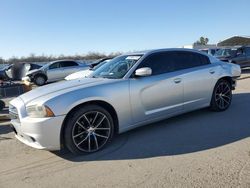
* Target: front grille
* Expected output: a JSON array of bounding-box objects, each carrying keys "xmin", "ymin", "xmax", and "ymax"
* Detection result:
[{"xmin": 9, "ymin": 105, "xmax": 20, "ymax": 121}]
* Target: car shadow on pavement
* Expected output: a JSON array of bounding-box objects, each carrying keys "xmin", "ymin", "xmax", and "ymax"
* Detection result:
[
  {"xmin": 54, "ymin": 92, "xmax": 250, "ymax": 162},
  {"xmin": 0, "ymin": 121, "xmax": 12, "ymax": 135}
]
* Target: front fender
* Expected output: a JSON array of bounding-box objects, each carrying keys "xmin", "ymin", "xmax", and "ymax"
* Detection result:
[{"xmin": 44, "ymin": 80, "xmax": 132, "ymax": 129}]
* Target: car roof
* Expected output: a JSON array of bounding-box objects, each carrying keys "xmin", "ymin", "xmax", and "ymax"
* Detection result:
[
  {"xmin": 49, "ymin": 59, "xmax": 79, "ymax": 64},
  {"xmin": 124, "ymin": 48, "xmax": 208, "ymax": 57}
]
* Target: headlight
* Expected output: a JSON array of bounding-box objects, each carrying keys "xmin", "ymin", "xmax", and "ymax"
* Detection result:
[{"xmin": 26, "ymin": 104, "xmax": 55, "ymax": 118}]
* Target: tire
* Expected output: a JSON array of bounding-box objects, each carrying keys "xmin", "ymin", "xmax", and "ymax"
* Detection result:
[
  {"xmin": 0, "ymin": 100, "xmax": 5, "ymax": 111},
  {"xmin": 34, "ymin": 75, "xmax": 46, "ymax": 86},
  {"xmin": 64, "ymin": 105, "xmax": 114, "ymax": 154},
  {"xmin": 210, "ymin": 79, "xmax": 232, "ymax": 111}
]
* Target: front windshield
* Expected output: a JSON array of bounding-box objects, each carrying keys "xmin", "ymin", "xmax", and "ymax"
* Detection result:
[
  {"xmin": 90, "ymin": 55, "xmax": 142, "ymax": 79},
  {"xmin": 92, "ymin": 60, "xmax": 111, "ymax": 71},
  {"xmin": 215, "ymin": 49, "xmax": 236, "ymax": 57}
]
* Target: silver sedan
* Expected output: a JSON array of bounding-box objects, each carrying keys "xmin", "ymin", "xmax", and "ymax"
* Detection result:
[{"xmin": 9, "ymin": 49, "xmax": 241, "ymax": 154}]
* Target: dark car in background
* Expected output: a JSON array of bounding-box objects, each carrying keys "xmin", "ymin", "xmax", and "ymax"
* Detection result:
[
  {"xmin": 200, "ymin": 48, "xmax": 219, "ymax": 56},
  {"xmin": 214, "ymin": 48, "xmax": 237, "ymax": 60},
  {"xmin": 215, "ymin": 46, "xmax": 250, "ymax": 68}
]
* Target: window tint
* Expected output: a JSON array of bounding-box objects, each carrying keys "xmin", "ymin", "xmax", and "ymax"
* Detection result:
[
  {"xmin": 137, "ymin": 51, "xmax": 210, "ymax": 76},
  {"xmin": 199, "ymin": 53, "xmax": 210, "ymax": 65},
  {"xmin": 237, "ymin": 48, "xmax": 244, "ymax": 55},
  {"xmin": 210, "ymin": 49, "xmax": 216, "ymax": 55},
  {"xmin": 245, "ymin": 47, "xmax": 250, "ymax": 55},
  {"xmin": 174, "ymin": 52, "xmax": 210, "ymax": 70},
  {"xmin": 49, "ymin": 62, "xmax": 60, "ymax": 69},
  {"xmin": 60, "ymin": 61, "xmax": 78, "ymax": 67},
  {"xmin": 137, "ymin": 52, "xmax": 176, "ymax": 75}
]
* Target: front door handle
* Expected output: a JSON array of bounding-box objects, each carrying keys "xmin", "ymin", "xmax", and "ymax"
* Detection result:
[
  {"xmin": 174, "ymin": 78, "xmax": 182, "ymax": 84},
  {"xmin": 209, "ymin": 69, "xmax": 215, "ymax": 74}
]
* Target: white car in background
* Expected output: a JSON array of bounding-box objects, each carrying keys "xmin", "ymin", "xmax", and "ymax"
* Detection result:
[
  {"xmin": 23, "ymin": 60, "xmax": 89, "ymax": 86},
  {"xmin": 65, "ymin": 58, "xmax": 112, "ymax": 80}
]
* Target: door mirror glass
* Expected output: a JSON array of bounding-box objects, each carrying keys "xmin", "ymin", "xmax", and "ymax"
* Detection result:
[{"xmin": 135, "ymin": 67, "xmax": 152, "ymax": 77}]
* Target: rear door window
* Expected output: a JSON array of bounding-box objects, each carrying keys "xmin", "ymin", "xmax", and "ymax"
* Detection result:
[
  {"xmin": 60, "ymin": 61, "xmax": 78, "ymax": 67},
  {"xmin": 174, "ymin": 51, "xmax": 210, "ymax": 71}
]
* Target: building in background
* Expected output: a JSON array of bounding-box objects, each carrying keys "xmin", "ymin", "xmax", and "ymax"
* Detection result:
[
  {"xmin": 182, "ymin": 36, "xmax": 250, "ymax": 50},
  {"xmin": 217, "ymin": 36, "xmax": 250, "ymax": 47}
]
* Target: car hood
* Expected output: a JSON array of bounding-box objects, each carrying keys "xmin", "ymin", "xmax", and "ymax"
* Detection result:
[
  {"xmin": 65, "ymin": 69, "xmax": 93, "ymax": 80},
  {"xmin": 25, "ymin": 69, "xmax": 41, "ymax": 76},
  {"xmin": 19, "ymin": 78, "xmax": 117, "ymax": 104}
]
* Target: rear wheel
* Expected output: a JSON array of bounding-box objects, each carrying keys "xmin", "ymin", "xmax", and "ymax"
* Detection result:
[
  {"xmin": 34, "ymin": 75, "xmax": 46, "ymax": 86},
  {"xmin": 210, "ymin": 79, "xmax": 232, "ymax": 111},
  {"xmin": 64, "ymin": 105, "xmax": 114, "ymax": 154}
]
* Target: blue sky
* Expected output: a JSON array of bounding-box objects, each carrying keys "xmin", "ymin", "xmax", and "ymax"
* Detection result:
[{"xmin": 0, "ymin": 0, "xmax": 249, "ymax": 59}]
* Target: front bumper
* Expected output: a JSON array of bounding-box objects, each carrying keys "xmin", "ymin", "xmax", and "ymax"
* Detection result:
[
  {"xmin": 10, "ymin": 115, "xmax": 65, "ymax": 151},
  {"xmin": 22, "ymin": 76, "xmax": 31, "ymax": 82}
]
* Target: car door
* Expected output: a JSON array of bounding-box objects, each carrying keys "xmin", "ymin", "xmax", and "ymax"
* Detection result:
[
  {"xmin": 174, "ymin": 51, "xmax": 219, "ymax": 111},
  {"xmin": 244, "ymin": 47, "xmax": 250, "ymax": 67},
  {"xmin": 233, "ymin": 48, "xmax": 247, "ymax": 67},
  {"xmin": 129, "ymin": 52, "xmax": 184, "ymax": 124},
  {"xmin": 46, "ymin": 62, "xmax": 65, "ymax": 81},
  {"xmin": 60, "ymin": 61, "xmax": 82, "ymax": 77}
]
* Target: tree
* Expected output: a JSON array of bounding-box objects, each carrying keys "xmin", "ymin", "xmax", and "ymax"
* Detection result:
[
  {"xmin": 194, "ymin": 36, "xmax": 209, "ymax": 45},
  {"xmin": 2, "ymin": 52, "xmax": 120, "ymax": 65},
  {"xmin": 0, "ymin": 57, "xmax": 4, "ymax": 64}
]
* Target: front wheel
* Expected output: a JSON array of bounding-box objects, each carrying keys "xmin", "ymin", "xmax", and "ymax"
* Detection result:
[
  {"xmin": 64, "ymin": 105, "xmax": 114, "ymax": 154},
  {"xmin": 210, "ymin": 79, "xmax": 232, "ymax": 111},
  {"xmin": 34, "ymin": 75, "xmax": 46, "ymax": 86}
]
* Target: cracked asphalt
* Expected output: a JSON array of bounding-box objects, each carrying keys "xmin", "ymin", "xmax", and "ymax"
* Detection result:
[{"xmin": 0, "ymin": 69, "xmax": 250, "ymax": 188}]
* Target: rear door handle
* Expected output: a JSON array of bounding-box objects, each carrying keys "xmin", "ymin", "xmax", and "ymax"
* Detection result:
[
  {"xmin": 174, "ymin": 78, "xmax": 182, "ymax": 84},
  {"xmin": 209, "ymin": 69, "xmax": 215, "ymax": 74}
]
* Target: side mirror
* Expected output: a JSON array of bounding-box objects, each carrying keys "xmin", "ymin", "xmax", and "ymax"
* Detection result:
[{"xmin": 135, "ymin": 67, "xmax": 152, "ymax": 77}]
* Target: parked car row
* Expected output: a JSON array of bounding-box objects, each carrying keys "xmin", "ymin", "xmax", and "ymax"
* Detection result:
[
  {"xmin": 9, "ymin": 48, "xmax": 241, "ymax": 154},
  {"xmin": 200, "ymin": 46, "xmax": 250, "ymax": 68}
]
